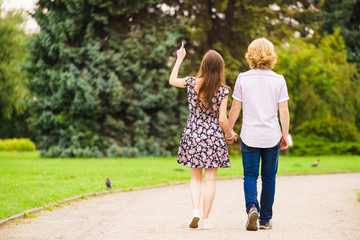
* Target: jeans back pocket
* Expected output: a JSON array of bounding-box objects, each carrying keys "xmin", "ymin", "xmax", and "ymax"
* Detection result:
[
  {"xmin": 269, "ymin": 141, "xmax": 281, "ymax": 153},
  {"xmin": 241, "ymin": 140, "xmax": 254, "ymax": 153}
]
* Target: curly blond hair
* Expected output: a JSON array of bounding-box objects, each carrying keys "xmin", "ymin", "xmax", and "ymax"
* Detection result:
[{"xmin": 245, "ymin": 38, "xmax": 277, "ymax": 70}]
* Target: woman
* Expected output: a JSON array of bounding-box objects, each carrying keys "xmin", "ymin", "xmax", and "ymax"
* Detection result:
[
  {"xmin": 228, "ymin": 38, "xmax": 290, "ymax": 231},
  {"xmin": 169, "ymin": 42, "xmax": 236, "ymax": 229}
]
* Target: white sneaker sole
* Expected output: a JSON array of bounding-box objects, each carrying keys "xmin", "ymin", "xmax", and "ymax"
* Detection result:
[
  {"xmin": 259, "ymin": 221, "xmax": 272, "ymax": 230},
  {"xmin": 201, "ymin": 223, "xmax": 214, "ymax": 230},
  {"xmin": 259, "ymin": 225, "xmax": 272, "ymax": 230},
  {"xmin": 189, "ymin": 217, "xmax": 200, "ymax": 228},
  {"xmin": 201, "ymin": 226, "xmax": 214, "ymax": 230}
]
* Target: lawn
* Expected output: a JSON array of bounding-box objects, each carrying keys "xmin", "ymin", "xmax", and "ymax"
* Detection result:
[{"xmin": 0, "ymin": 151, "xmax": 359, "ymax": 219}]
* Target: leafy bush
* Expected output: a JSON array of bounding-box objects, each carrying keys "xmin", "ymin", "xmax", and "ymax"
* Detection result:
[
  {"xmin": 41, "ymin": 145, "xmax": 103, "ymax": 158},
  {"xmin": 228, "ymin": 135, "xmax": 360, "ymax": 156},
  {"xmin": 288, "ymin": 135, "xmax": 360, "ymax": 156},
  {"xmin": 276, "ymin": 32, "xmax": 360, "ymax": 144},
  {"xmin": 0, "ymin": 138, "xmax": 36, "ymax": 151}
]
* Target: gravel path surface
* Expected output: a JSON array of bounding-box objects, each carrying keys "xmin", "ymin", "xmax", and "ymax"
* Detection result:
[{"xmin": 1, "ymin": 173, "xmax": 359, "ymax": 240}]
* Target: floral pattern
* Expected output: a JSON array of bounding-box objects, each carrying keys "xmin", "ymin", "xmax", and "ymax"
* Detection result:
[{"xmin": 177, "ymin": 76, "xmax": 231, "ymax": 169}]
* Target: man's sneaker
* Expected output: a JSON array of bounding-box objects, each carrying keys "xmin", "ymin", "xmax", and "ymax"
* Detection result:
[
  {"xmin": 189, "ymin": 209, "xmax": 200, "ymax": 228},
  {"xmin": 246, "ymin": 205, "xmax": 259, "ymax": 231},
  {"xmin": 259, "ymin": 220, "xmax": 272, "ymax": 230},
  {"xmin": 201, "ymin": 219, "xmax": 214, "ymax": 230}
]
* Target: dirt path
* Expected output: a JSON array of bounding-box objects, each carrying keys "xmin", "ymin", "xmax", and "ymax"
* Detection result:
[{"xmin": 1, "ymin": 173, "xmax": 359, "ymax": 240}]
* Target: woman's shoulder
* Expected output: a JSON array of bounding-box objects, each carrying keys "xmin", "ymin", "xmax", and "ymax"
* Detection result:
[
  {"xmin": 184, "ymin": 76, "xmax": 196, "ymax": 87},
  {"xmin": 219, "ymin": 85, "xmax": 231, "ymax": 91},
  {"xmin": 217, "ymin": 85, "xmax": 231, "ymax": 97}
]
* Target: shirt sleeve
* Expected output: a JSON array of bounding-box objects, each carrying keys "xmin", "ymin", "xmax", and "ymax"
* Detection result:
[
  {"xmin": 278, "ymin": 76, "xmax": 289, "ymax": 102},
  {"xmin": 232, "ymin": 74, "xmax": 242, "ymax": 102}
]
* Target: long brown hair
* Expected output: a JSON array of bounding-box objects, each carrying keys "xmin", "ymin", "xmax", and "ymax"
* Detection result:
[{"xmin": 196, "ymin": 50, "xmax": 228, "ymax": 111}]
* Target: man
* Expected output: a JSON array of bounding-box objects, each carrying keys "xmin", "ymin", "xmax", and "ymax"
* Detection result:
[{"xmin": 226, "ymin": 38, "xmax": 290, "ymax": 231}]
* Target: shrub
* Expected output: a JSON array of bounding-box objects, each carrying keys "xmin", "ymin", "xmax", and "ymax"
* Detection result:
[
  {"xmin": 40, "ymin": 145, "xmax": 103, "ymax": 158},
  {"xmin": 288, "ymin": 135, "xmax": 360, "ymax": 156},
  {"xmin": 228, "ymin": 135, "xmax": 360, "ymax": 156},
  {"xmin": 0, "ymin": 138, "xmax": 36, "ymax": 151},
  {"xmin": 105, "ymin": 144, "xmax": 139, "ymax": 158}
]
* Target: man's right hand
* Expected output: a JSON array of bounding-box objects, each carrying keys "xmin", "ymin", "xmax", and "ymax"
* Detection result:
[{"xmin": 280, "ymin": 135, "xmax": 289, "ymax": 150}]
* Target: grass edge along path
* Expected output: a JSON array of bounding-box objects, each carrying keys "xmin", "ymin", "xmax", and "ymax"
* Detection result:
[
  {"xmin": 0, "ymin": 179, "xmax": 193, "ymax": 227},
  {"xmin": 1, "ymin": 171, "xmax": 359, "ymax": 228},
  {"xmin": 1, "ymin": 152, "xmax": 359, "ymax": 222}
]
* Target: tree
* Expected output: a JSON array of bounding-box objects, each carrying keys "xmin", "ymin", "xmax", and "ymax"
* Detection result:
[
  {"xmin": 275, "ymin": 29, "xmax": 360, "ymax": 144},
  {"xmin": 166, "ymin": 0, "xmax": 321, "ymax": 84},
  {"xmin": 163, "ymin": 0, "xmax": 323, "ymax": 152},
  {"xmin": 317, "ymin": 0, "xmax": 360, "ymax": 64},
  {"xmin": 26, "ymin": 0, "xmax": 185, "ymax": 157},
  {"xmin": 0, "ymin": 5, "xmax": 29, "ymax": 138},
  {"xmin": 26, "ymin": 0, "xmax": 357, "ymax": 157}
]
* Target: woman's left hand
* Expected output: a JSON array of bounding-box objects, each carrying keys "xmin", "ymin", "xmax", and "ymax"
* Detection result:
[
  {"xmin": 177, "ymin": 41, "xmax": 186, "ymax": 61},
  {"xmin": 226, "ymin": 130, "xmax": 237, "ymax": 144}
]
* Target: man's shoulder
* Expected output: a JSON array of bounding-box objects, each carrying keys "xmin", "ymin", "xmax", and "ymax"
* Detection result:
[
  {"xmin": 267, "ymin": 70, "xmax": 284, "ymax": 79},
  {"xmin": 236, "ymin": 70, "xmax": 251, "ymax": 82},
  {"xmin": 239, "ymin": 69, "xmax": 283, "ymax": 80},
  {"xmin": 238, "ymin": 70, "xmax": 252, "ymax": 77}
]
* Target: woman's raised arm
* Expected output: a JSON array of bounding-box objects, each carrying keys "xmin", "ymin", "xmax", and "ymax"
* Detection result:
[{"xmin": 169, "ymin": 42, "xmax": 186, "ymax": 88}]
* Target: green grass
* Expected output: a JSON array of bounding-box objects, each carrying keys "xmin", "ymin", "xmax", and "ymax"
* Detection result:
[{"xmin": 1, "ymin": 151, "xmax": 359, "ymax": 219}]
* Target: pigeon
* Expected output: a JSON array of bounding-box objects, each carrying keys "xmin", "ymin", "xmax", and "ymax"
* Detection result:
[
  {"xmin": 311, "ymin": 159, "xmax": 320, "ymax": 168},
  {"xmin": 106, "ymin": 178, "xmax": 112, "ymax": 189}
]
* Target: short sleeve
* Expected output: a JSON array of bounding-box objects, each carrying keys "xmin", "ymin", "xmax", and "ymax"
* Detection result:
[
  {"xmin": 278, "ymin": 76, "xmax": 289, "ymax": 103},
  {"xmin": 218, "ymin": 87, "xmax": 230, "ymax": 102},
  {"xmin": 184, "ymin": 76, "xmax": 196, "ymax": 92},
  {"xmin": 232, "ymin": 74, "xmax": 242, "ymax": 102}
]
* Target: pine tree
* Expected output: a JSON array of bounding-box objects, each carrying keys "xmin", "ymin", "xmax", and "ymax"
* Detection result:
[
  {"xmin": 26, "ymin": 0, "xmax": 185, "ymax": 157},
  {"xmin": 318, "ymin": 0, "xmax": 360, "ymax": 64}
]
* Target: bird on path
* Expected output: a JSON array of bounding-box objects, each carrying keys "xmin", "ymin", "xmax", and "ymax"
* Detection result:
[
  {"xmin": 106, "ymin": 178, "xmax": 112, "ymax": 189},
  {"xmin": 311, "ymin": 159, "xmax": 320, "ymax": 168}
]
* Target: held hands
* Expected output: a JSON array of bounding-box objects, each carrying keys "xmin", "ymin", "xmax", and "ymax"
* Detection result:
[
  {"xmin": 225, "ymin": 130, "xmax": 237, "ymax": 145},
  {"xmin": 280, "ymin": 135, "xmax": 289, "ymax": 150},
  {"xmin": 176, "ymin": 41, "xmax": 186, "ymax": 61}
]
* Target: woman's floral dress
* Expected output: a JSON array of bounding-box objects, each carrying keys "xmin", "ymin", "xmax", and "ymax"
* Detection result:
[{"xmin": 177, "ymin": 76, "xmax": 231, "ymax": 169}]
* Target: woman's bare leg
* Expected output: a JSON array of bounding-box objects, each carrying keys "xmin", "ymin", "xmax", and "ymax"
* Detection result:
[
  {"xmin": 203, "ymin": 168, "xmax": 218, "ymax": 219},
  {"xmin": 188, "ymin": 167, "xmax": 202, "ymax": 228},
  {"xmin": 189, "ymin": 167, "xmax": 203, "ymax": 209}
]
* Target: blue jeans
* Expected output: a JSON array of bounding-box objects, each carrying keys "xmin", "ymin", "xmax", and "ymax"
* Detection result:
[{"xmin": 241, "ymin": 140, "xmax": 280, "ymax": 224}]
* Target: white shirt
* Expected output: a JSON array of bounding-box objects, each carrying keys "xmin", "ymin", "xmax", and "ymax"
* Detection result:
[{"xmin": 232, "ymin": 69, "xmax": 289, "ymax": 148}]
